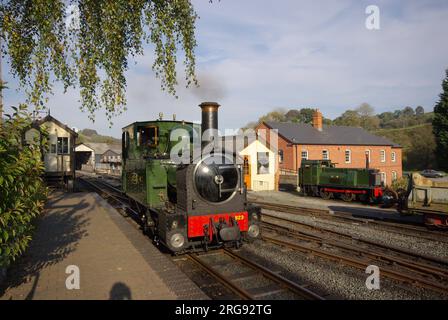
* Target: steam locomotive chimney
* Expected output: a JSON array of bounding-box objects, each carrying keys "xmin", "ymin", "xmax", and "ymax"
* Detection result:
[{"xmin": 199, "ymin": 102, "xmax": 220, "ymax": 146}]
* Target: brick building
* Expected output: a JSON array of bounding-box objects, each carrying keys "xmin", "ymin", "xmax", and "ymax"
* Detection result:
[{"xmin": 256, "ymin": 110, "xmax": 402, "ymax": 186}]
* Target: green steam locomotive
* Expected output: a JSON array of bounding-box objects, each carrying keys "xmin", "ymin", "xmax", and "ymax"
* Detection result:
[{"xmin": 121, "ymin": 102, "xmax": 261, "ymax": 252}]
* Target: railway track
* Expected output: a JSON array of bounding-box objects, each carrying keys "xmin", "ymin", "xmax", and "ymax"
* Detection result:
[
  {"xmin": 262, "ymin": 212, "xmax": 448, "ymax": 266},
  {"xmin": 80, "ymin": 176, "xmax": 448, "ymax": 296},
  {"xmin": 253, "ymin": 201, "xmax": 448, "ymax": 244},
  {"xmin": 186, "ymin": 249, "xmax": 325, "ymax": 300},
  {"xmin": 261, "ymin": 216, "xmax": 448, "ymax": 295},
  {"xmin": 78, "ymin": 176, "xmax": 326, "ymax": 300}
]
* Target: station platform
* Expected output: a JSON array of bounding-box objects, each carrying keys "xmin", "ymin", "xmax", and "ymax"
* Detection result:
[{"xmin": 0, "ymin": 191, "xmax": 207, "ymax": 300}]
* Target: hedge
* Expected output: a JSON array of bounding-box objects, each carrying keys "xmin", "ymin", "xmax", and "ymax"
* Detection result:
[{"xmin": 0, "ymin": 105, "xmax": 48, "ymax": 268}]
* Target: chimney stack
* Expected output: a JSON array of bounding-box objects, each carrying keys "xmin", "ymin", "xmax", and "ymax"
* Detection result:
[
  {"xmin": 199, "ymin": 101, "xmax": 220, "ymax": 146},
  {"xmin": 312, "ymin": 109, "xmax": 323, "ymax": 132}
]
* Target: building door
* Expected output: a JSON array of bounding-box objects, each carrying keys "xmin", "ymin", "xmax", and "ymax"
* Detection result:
[
  {"xmin": 243, "ymin": 156, "xmax": 251, "ymax": 190},
  {"xmin": 44, "ymin": 153, "xmax": 58, "ymax": 172}
]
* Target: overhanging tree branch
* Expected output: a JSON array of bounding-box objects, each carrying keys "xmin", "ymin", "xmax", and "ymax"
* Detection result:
[{"xmin": 0, "ymin": 0, "xmax": 199, "ymax": 123}]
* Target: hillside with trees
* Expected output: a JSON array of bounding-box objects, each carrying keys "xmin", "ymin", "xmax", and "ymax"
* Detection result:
[
  {"xmin": 246, "ymin": 104, "xmax": 437, "ymax": 171},
  {"xmin": 76, "ymin": 128, "xmax": 121, "ymax": 145}
]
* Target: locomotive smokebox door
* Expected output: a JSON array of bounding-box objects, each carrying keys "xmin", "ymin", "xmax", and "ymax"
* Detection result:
[{"xmin": 176, "ymin": 153, "xmax": 245, "ymax": 215}]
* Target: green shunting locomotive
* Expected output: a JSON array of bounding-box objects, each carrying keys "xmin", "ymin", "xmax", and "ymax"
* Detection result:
[
  {"xmin": 121, "ymin": 102, "xmax": 261, "ymax": 252},
  {"xmin": 298, "ymin": 159, "xmax": 385, "ymax": 203}
]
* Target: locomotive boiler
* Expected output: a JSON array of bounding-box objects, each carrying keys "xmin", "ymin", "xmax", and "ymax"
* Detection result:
[{"xmin": 121, "ymin": 102, "xmax": 261, "ymax": 252}]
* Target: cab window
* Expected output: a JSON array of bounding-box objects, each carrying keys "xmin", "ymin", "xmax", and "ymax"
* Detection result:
[{"xmin": 138, "ymin": 126, "xmax": 158, "ymax": 147}]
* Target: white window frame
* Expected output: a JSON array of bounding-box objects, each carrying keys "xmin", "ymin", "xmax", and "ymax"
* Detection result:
[
  {"xmin": 380, "ymin": 172, "xmax": 387, "ymax": 185},
  {"xmin": 301, "ymin": 150, "xmax": 308, "ymax": 160},
  {"xmin": 322, "ymin": 149, "xmax": 329, "ymax": 160},
  {"xmin": 391, "ymin": 151, "xmax": 396, "ymax": 162},
  {"xmin": 392, "ymin": 171, "xmax": 397, "ymax": 181},
  {"xmin": 57, "ymin": 137, "xmax": 69, "ymax": 155},
  {"xmin": 345, "ymin": 149, "xmax": 351, "ymax": 163},
  {"xmin": 365, "ymin": 150, "xmax": 371, "ymax": 163},
  {"xmin": 380, "ymin": 150, "xmax": 386, "ymax": 163}
]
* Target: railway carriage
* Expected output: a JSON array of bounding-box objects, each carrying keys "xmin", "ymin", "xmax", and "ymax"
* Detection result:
[{"xmin": 121, "ymin": 102, "xmax": 261, "ymax": 252}]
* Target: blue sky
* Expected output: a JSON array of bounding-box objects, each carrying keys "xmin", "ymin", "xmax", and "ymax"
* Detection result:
[{"xmin": 3, "ymin": 0, "xmax": 448, "ymax": 138}]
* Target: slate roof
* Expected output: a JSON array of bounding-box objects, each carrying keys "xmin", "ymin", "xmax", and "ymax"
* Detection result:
[
  {"xmin": 264, "ymin": 122, "xmax": 401, "ymax": 147},
  {"xmin": 83, "ymin": 142, "xmax": 121, "ymax": 155},
  {"xmin": 34, "ymin": 115, "xmax": 78, "ymax": 136}
]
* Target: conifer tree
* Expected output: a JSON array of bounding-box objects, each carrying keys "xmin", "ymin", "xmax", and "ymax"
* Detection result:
[{"xmin": 433, "ymin": 69, "xmax": 448, "ymax": 170}]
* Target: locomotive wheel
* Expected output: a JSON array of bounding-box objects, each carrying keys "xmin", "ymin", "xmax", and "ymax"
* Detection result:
[
  {"xmin": 340, "ymin": 193, "xmax": 355, "ymax": 202},
  {"xmin": 319, "ymin": 190, "xmax": 333, "ymax": 200},
  {"xmin": 246, "ymin": 223, "xmax": 261, "ymax": 241},
  {"xmin": 165, "ymin": 230, "xmax": 187, "ymax": 252},
  {"xmin": 381, "ymin": 188, "xmax": 398, "ymax": 208}
]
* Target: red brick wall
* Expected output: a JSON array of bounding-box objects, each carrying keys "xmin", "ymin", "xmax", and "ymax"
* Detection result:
[
  {"xmin": 256, "ymin": 123, "xmax": 403, "ymax": 186},
  {"xmin": 256, "ymin": 122, "xmax": 297, "ymax": 171}
]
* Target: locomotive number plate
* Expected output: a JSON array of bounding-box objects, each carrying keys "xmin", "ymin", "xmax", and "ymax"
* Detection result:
[{"xmin": 234, "ymin": 214, "xmax": 245, "ymax": 221}]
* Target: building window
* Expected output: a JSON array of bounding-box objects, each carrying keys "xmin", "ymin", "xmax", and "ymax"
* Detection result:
[
  {"xmin": 345, "ymin": 149, "xmax": 351, "ymax": 163},
  {"xmin": 322, "ymin": 150, "xmax": 329, "ymax": 160},
  {"xmin": 380, "ymin": 150, "xmax": 386, "ymax": 162},
  {"xmin": 57, "ymin": 137, "xmax": 69, "ymax": 154},
  {"xmin": 392, "ymin": 171, "xmax": 397, "ymax": 181},
  {"xmin": 257, "ymin": 152, "xmax": 270, "ymax": 174},
  {"xmin": 365, "ymin": 150, "xmax": 371, "ymax": 163},
  {"xmin": 278, "ymin": 149, "xmax": 284, "ymax": 164},
  {"xmin": 301, "ymin": 150, "xmax": 308, "ymax": 160},
  {"xmin": 380, "ymin": 172, "xmax": 387, "ymax": 185},
  {"xmin": 391, "ymin": 151, "xmax": 396, "ymax": 162}
]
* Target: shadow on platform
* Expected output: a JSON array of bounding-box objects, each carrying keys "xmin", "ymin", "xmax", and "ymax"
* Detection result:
[
  {"xmin": 109, "ymin": 282, "xmax": 132, "ymax": 300},
  {"xmin": 0, "ymin": 192, "xmax": 91, "ymax": 298}
]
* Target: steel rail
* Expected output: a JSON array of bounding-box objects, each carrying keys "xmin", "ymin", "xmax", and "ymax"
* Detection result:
[
  {"xmin": 187, "ymin": 250, "xmax": 325, "ymax": 300},
  {"xmin": 186, "ymin": 252, "xmax": 253, "ymax": 300},
  {"xmin": 262, "ymin": 220, "xmax": 448, "ymax": 280},
  {"xmin": 262, "ymin": 212, "xmax": 448, "ymax": 267},
  {"xmin": 78, "ymin": 177, "xmax": 141, "ymax": 219},
  {"xmin": 223, "ymin": 249, "xmax": 324, "ymax": 300},
  {"xmin": 254, "ymin": 201, "xmax": 448, "ymax": 244},
  {"xmin": 263, "ymin": 235, "xmax": 448, "ymax": 295}
]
